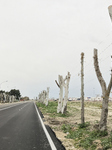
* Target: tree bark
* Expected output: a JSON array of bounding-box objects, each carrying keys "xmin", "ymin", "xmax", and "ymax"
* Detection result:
[
  {"xmin": 99, "ymin": 96, "xmax": 109, "ymax": 130},
  {"xmin": 57, "ymin": 75, "xmax": 64, "ymax": 113},
  {"xmin": 94, "ymin": 49, "xmax": 106, "ymax": 95},
  {"xmin": 62, "ymin": 72, "xmax": 71, "ymax": 114}
]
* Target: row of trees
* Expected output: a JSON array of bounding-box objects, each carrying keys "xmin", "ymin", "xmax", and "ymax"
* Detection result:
[
  {"xmin": 0, "ymin": 89, "xmax": 21, "ymax": 103},
  {"xmin": 37, "ymin": 6, "xmax": 112, "ymax": 131}
]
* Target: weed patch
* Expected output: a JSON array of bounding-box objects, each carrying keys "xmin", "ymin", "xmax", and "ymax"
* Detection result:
[
  {"xmin": 61, "ymin": 122, "xmax": 112, "ymax": 149},
  {"xmin": 101, "ymin": 132, "xmax": 112, "ymax": 149}
]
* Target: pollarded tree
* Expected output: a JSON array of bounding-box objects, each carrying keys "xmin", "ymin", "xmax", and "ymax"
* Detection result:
[
  {"xmin": 55, "ymin": 75, "xmax": 64, "ymax": 113},
  {"xmin": 94, "ymin": 49, "xmax": 112, "ymax": 131},
  {"xmin": 46, "ymin": 87, "xmax": 50, "ymax": 106},
  {"xmin": 62, "ymin": 72, "xmax": 71, "ymax": 114},
  {"xmin": 55, "ymin": 72, "xmax": 71, "ymax": 114}
]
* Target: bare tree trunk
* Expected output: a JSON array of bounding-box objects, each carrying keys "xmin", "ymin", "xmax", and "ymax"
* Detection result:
[
  {"xmin": 81, "ymin": 53, "xmax": 85, "ymax": 124},
  {"xmin": 62, "ymin": 72, "xmax": 71, "ymax": 114},
  {"xmin": 94, "ymin": 49, "xmax": 112, "ymax": 131},
  {"xmin": 56, "ymin": 75, "xmax": 64, "ymax": 113},
  {"xmin": 99, "ymin": 96, "xmax": 109, "ymax": 130},
  {"xmin": 46, "ymin": 87, "xmax": 50, "ymax": 106}
]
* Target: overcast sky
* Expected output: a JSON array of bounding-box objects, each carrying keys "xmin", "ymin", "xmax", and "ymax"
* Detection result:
[{"xmin": 0, "ymin": 0, "xmax": 112, "ymax": 99}]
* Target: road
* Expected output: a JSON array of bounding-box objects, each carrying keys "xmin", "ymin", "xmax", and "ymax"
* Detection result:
[{"xmin": 0, "ymin": 102, "xmax": 65, "ymax": 150}]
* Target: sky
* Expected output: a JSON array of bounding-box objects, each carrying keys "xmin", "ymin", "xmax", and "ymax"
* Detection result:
[{"xmin": 0, "ymin": 0, "xmax": 112, "ymax": 99}]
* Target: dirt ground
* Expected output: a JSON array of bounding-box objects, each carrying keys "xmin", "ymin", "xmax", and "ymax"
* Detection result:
[{"xmin": 41, "ymin": 101, "xmax": 112, "ymax": 150}]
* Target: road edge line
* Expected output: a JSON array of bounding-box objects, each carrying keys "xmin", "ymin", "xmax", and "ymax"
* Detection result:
[{"xmin": 34, "ymin": 102, "xmax": 57, "ymax": 150}]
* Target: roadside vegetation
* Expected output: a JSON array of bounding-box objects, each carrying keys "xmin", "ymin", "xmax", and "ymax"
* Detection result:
[
  {"xmin": 61, "ymin": 122, "xmax": 112, "ymax": 150},
  {"xmin": 36, "ymin": 101, "xmax": 112, "ymax": 150},
  {"xmin": 37, "ymin": 101, "xmax": 70, "ymax": 118}
]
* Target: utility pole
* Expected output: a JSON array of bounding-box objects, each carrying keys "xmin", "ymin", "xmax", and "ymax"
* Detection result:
[{"xmin": 81, "ymin": 52, "xmax": 85, "ymax": 124}]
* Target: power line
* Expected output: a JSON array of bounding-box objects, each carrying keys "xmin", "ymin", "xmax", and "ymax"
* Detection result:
[
  {"xmin": 99, "ymin": 42, "xmax": 112, "ymax": 56},
  {"xmin": 71, "ymin": 31, "xmax": 112, "ymax": 91},
  {"xmin": 96, "ymin": 30, "xmax": 112, "ymax": 47}
]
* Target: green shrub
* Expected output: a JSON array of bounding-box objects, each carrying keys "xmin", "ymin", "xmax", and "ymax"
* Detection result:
[
  {"xmin": 101, "ymin": 132, "xmax": 112, "ymax": 149},
  {"xmin": 61, "ymin": 124, "xmax": 72, "ymax": 133},
  {"xmin": 78, "ymin": 122, "xmax": 90, "ymax": 129}
]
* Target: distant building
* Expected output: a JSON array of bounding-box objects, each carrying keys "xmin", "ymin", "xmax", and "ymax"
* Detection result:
[{"xmin": 20, "ymin": 96, "xmax": 29, "ymax": 101}]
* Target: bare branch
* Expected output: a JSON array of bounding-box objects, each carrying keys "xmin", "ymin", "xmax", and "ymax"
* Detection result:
[
  {"xmin": 94, "ymin": 49, "xmax": 106, "ymax": 95},
  {"xmin": 55, "ymin": 80, "xmax": 60, "ymax": 88},
  {"xmin": 106, "ymin": 75, "xmax": 112, "ymax": 97},
  {"xmin": 108, "ymin": 5, "xmax": 112, "ymax": 22}
]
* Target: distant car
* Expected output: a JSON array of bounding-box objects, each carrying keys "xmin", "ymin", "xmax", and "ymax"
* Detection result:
[{"xmin": 68, "ymin": 99, "xmax": 72, "ymax": 101}]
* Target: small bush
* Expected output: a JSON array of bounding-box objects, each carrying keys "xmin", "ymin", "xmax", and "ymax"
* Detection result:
[
  {"xmin": 61, "ymin": 124, "xmax": 72, "ymax": 133},
  {"xmin": 78, "ymin": 122, "xmax": 90, "ymax": 129},
  {"xmin": 90, "ymin": 130, "xmax": 108, "ymax": 138}
]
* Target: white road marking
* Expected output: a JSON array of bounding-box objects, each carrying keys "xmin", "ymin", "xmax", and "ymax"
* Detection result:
[
  {"xmin": 19, "ymin": 103, "xmax": 29, "ymax": 111},
  {"xmin": 34, "ymin": 102, "xmax": 57, "ymax": 150}
]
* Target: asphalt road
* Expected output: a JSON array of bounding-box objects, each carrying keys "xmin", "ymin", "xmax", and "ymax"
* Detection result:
[{"xmin": 0, "ymin": 102, "xmax": 65, "ymax": 150}]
